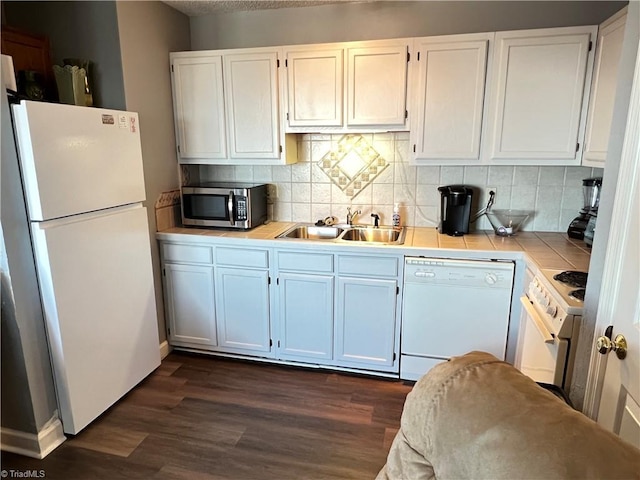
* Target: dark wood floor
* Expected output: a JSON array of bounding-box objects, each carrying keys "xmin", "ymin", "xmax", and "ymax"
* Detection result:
[{"xmin": 1, "ymin": 352, "xmax": 413, "ymax": 479}]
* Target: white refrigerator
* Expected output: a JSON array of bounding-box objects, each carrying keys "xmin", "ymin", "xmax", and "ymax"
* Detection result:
[{"xmin": 11, "ymin": 100, "xmax": 161, "ymax": 435}]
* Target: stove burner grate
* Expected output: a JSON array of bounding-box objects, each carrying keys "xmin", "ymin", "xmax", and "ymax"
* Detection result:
[
  {"xmin": 554, "ymin": 270, "xmax": 588, "ymax": 288},
  {"xmin": 569, "ymin": 288, "xmax": 585, "ymax": 302}
]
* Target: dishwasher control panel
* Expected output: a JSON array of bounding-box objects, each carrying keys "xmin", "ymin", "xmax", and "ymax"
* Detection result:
[{"xmin": 404, "ymin": 257, "xmax": 514, "ymax": 289}]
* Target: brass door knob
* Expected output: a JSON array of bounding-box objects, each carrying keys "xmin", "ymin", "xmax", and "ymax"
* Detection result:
[{"xmin": 596, "ymin": 334, "xmax": 627, "ymax": 359}]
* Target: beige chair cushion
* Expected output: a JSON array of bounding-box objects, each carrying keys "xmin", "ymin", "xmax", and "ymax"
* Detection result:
[{"xmin": 378, "ymin": 351, "xmax": 640, "ymax": 480}]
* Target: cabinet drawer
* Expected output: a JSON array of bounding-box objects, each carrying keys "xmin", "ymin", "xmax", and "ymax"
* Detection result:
[
  {"xmin": 338, "ymin": 255, "xmax": 398, "ymax": 277},
  {"xmin": 216, "ymin": 247, "xmax": 269, "ymax": 268},
  {"xmin": 277, "ymin": 251, "xmax": 333, "ymax": 273},
  {"xmin": 162, "ymin": 243, "xmax": 213, "ymax": 264}
]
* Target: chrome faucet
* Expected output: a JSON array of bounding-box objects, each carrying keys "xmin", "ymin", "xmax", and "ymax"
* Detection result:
[
  {"xmin": 371, "ymin": 213, "xmax": 380, "ymax": 228},
  {"xmin": 346, "ymin": 207, "xmax": 361, "ymax": 225}
]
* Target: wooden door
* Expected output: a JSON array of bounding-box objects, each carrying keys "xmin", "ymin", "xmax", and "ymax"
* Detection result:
[
  {"xmin": 224, "ymin": 51, "xmax": 280, "ymax": 160},
  {"xmin": 485, "ymin": 26, "xmax": 595, "ymax": 164},
  {"xmin": 285, "ymin": 47, "xmax": 343, "ymax": 128},
  {"xmin": 346, "ymin": 43, "xmax": 408, "ymax": 128},
  {"xmin": 583, "ymin": 9, "xmax": 627, "ymax": 167},
  {"xmin": 171, "ymin": 55, "xmax": 227, "ymax": 162},
  {"xmin": 413, "ymin": 34, "xmax": 489, "ymax": 162},
  {"xmin": 589, "ymin": 43, "xmax": 640, "ymax": 447}
]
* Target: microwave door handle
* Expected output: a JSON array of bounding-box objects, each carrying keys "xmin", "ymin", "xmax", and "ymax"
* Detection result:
[{"xmin": 228, "ymin": 191, "xmax": 235, "ymax": 226}]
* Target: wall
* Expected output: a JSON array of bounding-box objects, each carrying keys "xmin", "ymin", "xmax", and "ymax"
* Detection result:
[
  {"xmin": 1, "ymin": 93, "xmax": 59, "ymax": 439},
  {"xmin": 3, "ymin": 1, "xmax": 126, "ymax": 109},
  {"xmin": 115, "ymin": 1, "xmax": 190, "ymax": 344},
  {"xmin": 190, "ymin": 1, "xmax": 627, "ymax": 49},
  {"xmin": 187, "ymin": 0, "xmax": 623, "ymax": 233},
  {"xmin": 198, "ymin": 135, "xmax": 602, "ymax": 232}
]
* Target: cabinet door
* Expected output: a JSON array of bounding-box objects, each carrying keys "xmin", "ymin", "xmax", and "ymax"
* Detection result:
[
  {"xmin": 285, "ymin": 48, "xmax": 343, "ymax": 128},
  {"xmin": 347, "ymin": 44, "xmax": 408, "ymax": 127},
  {"xmin": 485, "ymin": 26, "xmax": 595, "ymax": 163},
  {"xmin": 583, "ymin": 10, "xmax": 627, "ymax": 167},
  {"xmin": 171, "ymin": 55, "xmax": 227, "ymax": 162},
  {"xmin": 335, "ymin": 277, "xmax": 397, "ymax": 369},
  {"xmin": 278, "ymin": 273, "xmax": 334, "ymax": 362},
  {"xmin": 224, "ymin": 51, "xmax": 280, "ymax": 160},
  {"xmin": 413, "ymin": 36, "xmax": 489, "ymax": 162},
  {"xmin": 164, "ymin": 263, "xmax": 216, "ymax": 347},
  {"xmin": 215, "ymin": 267, "xmax": 271, "ymax": 354}
]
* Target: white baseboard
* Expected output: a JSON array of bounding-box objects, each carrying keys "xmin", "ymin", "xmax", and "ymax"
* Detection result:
[
  {"xmin": 159, "ymin": 340, "xmax": 171, "ymax": 360},
  {"xmin": 1, "ymin": 416, "xmax": 66, "ymax": 459}
]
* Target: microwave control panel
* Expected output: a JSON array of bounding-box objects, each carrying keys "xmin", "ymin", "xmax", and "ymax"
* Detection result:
[{"xmin": 236, "ymin": 196, "xmax": 247, "ymax": 221}]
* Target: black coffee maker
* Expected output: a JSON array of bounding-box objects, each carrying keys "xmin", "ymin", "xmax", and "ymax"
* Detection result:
[{"xmin": 438, "ymin": 185, "xmax": 473, "ymax": 236}]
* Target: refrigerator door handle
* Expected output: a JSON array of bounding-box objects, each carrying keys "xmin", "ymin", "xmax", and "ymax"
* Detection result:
[{"xmin": 228, "ymin": 191, "xmax": 235, "ymax": 226}]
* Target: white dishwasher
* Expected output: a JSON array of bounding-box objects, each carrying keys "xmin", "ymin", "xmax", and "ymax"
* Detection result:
[{"xmin": 401, "ymin": 257, "xmax": 515, "ymax": 381}]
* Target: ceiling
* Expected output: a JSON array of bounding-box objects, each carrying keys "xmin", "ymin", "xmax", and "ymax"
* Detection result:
[{"xmin": 162, "ymin": 0, "xmax": 363, "ymax": 16}]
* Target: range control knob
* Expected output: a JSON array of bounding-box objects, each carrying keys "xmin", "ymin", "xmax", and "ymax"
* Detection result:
[
  {"xmin": 485, "ymin": 273, "xmax": 498, "ymax": 285},
  {"xmin": 546, "ymin": 305, "xmax": 558, "ymax": 317},
  {"xmin": 542, "ymin": 295, "xmax": 550, "ymax": 307}
]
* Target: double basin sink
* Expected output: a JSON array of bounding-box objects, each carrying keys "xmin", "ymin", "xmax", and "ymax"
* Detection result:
[{"xmin": 277, "ymin": 223, "xmax": 406, "ymax": 245}]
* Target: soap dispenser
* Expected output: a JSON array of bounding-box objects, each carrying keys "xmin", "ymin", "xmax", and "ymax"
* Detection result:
[{"xmin": 392, "ymin": 203, "xmax": 401, "ymax": 227}]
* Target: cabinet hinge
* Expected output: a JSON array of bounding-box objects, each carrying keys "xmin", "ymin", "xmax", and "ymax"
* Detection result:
[
  {"xmin": 167, "ymin": 327, "xmax": 171, "ymax": 336},
  {"xmin": 286, "ymin": 112, "xmax": 289, "ymax": 121},
  {"xmin": 177, "ymin": 145, "xmax": 181, "ymax": 153},
  {"xmin": 417, "ymin": 51, "xmax": 420, "ymax": 61},
  {"xmin": 285, "ymin": 59, "xmax": 288, "ymax": 67},
  {"xmin": 589, "ymin": 41, "xmax": 593, "ymax": 51},
  {"xmin": 405, "ymin": 110, "xmax": 408, "ymax": 120},
  {"xmin": 280, "ymin": 145, "xmax": 283, "ymax": 153},
  {"xmin": 276, "ymin": 277, "xmax": 279, "ymax": 285},
  {"xmin": 268, "ymin": 277, "xmax": 271, "ymax": 285},
  {"xmin": 413, "ymin": 144, "xmax": 416, "ymax": 153},
  {"xmin": 396, "ymin": 286, "xmax": 400, "ymax": 295},
  {"xmin": 393, "ymin": 352, "xmax": 397, "ymax": 361},
  {"xmin": 277, "ymin": 59, "xmax": 280, "ymax": 68},
  {"xmin": 576, "ymin": 142, "xmax": 580, "ymax": 152},
  {"xmin": 278, "ymin": 340, "xmax": 281, "ymax": 348},
  {"xmin": 162, "ymin": 268, "xmax": 165, "ymax": 276},
  {"xmin": 171, "ymin": 64, "xmax": 174, "ymax": 73},
  {"xmin": 270, "ymin": 339, "xmax": 273, "ymax": 347},
  {"xmin": 407, "ymin": 51, "xmax": 410, "ymax": 62}
]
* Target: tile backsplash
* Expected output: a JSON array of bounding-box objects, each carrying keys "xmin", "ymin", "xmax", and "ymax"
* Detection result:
[{"xmin": 197, "ymin": 133, "xmax": 603, "ymax": 232}]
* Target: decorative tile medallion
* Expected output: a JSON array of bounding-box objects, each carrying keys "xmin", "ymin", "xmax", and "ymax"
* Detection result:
[{"xmin": 317, "ymin": 134, "xmax": 389, "ymax": 199}]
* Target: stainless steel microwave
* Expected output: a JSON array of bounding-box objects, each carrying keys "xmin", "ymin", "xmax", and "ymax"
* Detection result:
[{"xmin": 181, "ymin": 182, "xmax": 268, "ymax": 229}]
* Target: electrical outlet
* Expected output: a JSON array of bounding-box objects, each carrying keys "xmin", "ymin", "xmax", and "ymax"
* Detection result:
[
  {"xmin": 266, "ymin": 184, "xmax": 278, "ymax": 205},
  {"xmin": 485, "ymin": 187, "xmax": 497, "ymax": 204}
]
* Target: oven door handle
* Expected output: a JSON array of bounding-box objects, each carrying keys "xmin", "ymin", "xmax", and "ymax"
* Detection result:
[
  {"xmin": 520, "ymin": 297, "xmax": 555, "ymax": 344},
  {"xmin": 228, "ymin": 191, "xmax": 235, "ymax": 226}
]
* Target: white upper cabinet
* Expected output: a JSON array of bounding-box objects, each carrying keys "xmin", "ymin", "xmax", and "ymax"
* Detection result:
[
  {"xmin": 224, "ymin": 52, "xmax": 281, "ymax": 160},
  {"xmin": 283, "ymin": 39, "xmax": 410, "ymax": 132},
  {"xmin": 285, "ymin": 48, "xmax": 344, "ymax": 127},
  {"xmin": 483, "ymin": 26, "xmax": 596, "ymax": 165},
  {"xmin": 170, "ymin": 49, "xmax": 297, "ymax": 165},
  {"xmin": 171, "ymin": 55, "xmax": 227, "ymax": 161},
  {"xmin": 346, "ymin": 43, "xmax": 409, "ymax": 127},
  {"xmin": 583, "ymin": 8, "xmax": 627, "ymax": 168},
  {"xmin": 411, "ymin": 33, "xmax": 491, "ymax": 164}
]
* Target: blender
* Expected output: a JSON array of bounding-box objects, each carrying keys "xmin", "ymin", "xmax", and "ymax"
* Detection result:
[{"xmin": 567, "ymin": 177, "xmax": 602, "ymax": 240}]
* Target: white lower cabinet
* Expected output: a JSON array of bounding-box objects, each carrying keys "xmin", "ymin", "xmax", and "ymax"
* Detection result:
[
  {"xmin": 161, "ymin": 240, "xmax": 401, "ymax": 375},
  {"xmin": 164, "ymin": 262, "xmax": 217, "ymax": 348},
  {"xmin": 215, "ymin": 267, "xmax": 272, "ymax": 356},
  {"xmin": 277, "ymin": 272, "xmax": 334, "ymax": 362},
  {"xmin": 335, "ymin": 277, "xmax": 397, "ymax": 369}
]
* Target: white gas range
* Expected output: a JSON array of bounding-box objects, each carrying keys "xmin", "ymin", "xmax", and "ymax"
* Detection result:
[{"xmin": 516, "ymin": 269, "xmax": 586, "ymax": 390}]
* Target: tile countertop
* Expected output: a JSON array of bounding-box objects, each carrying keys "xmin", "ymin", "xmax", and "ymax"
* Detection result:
[{"xmin": 157, "ymin": 222, "xmax": 591, "ymax": 273}]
